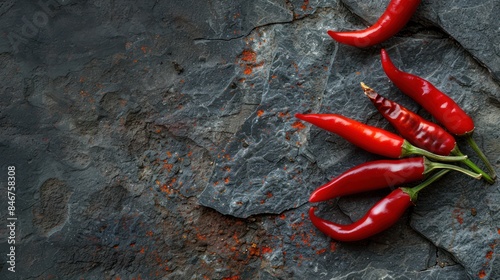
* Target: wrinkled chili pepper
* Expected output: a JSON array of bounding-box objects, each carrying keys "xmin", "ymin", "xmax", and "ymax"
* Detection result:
[
  {"xmin": 361, "ymin": 82, "xmax": 494, "ymax": 184},
  {"xmin": 309, "ymin": 169, "xmax": 449, "ymax": 242},
  {"xmin": 295, "ymin": 113, "xmax": 466, "ymax": 162},
  {"xmin": 380, "ymin": 49, "xmax": 496, "ymax": 179},
  {"xmin": 327, "ymin": 0, "xmax": 421, "ymax": 47},
  {"xmin": 309, "ymin": 157, "xmax": 480, "ymax": 203}
]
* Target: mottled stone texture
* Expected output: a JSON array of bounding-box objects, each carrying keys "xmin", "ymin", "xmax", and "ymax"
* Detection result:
[{"xmin": 0, "ymin": 0, "xmax": 498, "ymax": 279}]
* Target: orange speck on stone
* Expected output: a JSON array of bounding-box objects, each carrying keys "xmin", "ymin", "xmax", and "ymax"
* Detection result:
[
  {"xmin": 278, "ymin": 112, "xmax": 290, "ymax": 118},
  {"xmin": 223, "ymin": 276, "xmax": 240, "ymax": 280},
  {"xmin": 224, "ymin": 177, "xmax": 230, "ymax": 184},
  {"xmin": 291, "ymin": 121, "xmax": 306, "ymax": 130},
  {"xmin": 257, "ymin": 110, "xmax": 264, "ymax": 117},
  {"xmin": 266, "ymin": 192, "xmax": 273, "ymax": 198},
  {"xmin": 163, "ymin": 163, "xmax": 173, "ymax": 172},
  {"xmin": 166, "ymin": 151, "xmax": 172, "ymax": 157},
  {"xmin": 79, "ymin": 77, "xmax": 85, "ymax": 83},
  {"xmin": 197, "ymin": 233, "xmax": 207, "ymax": 241},
  {"xmin": 133, "ymin": 59, "xmax": 139, "ymax": 63},
  {"xmin": 243, "ymin": 65, "xmax": 253, "ymax": 75},
  {"xmin": 155, "ymin": 180, "xmax": 161, "ymax": 186},
  {"xmin": 279, "ymin": 213, "xmax": 286, "ymax": 220},
  {"xmin": 330, "ymin": 242, "xmax": 337, "ymax": 252},
  {"xmin": 486, "ymin": 251, "xmax": 493, "ymax": 259},
  {"xmin": 261, "ymin": 246, "xmax": 273, "ymax": 254},
  {"xmin": 241, "ymin": 50, "xmax": 257, "ymax": 62},
  {"xmin": 479, "ymin": 270, "xmax": 487, "ymax": 279},
  {"xmin": 497, "ymin": 228, "xmax": 500, "ymax": 235},
  {"xmin": 140, "ymin": 45, "xmax": 148, "ymax": 54},
  {"xmin": 249, "ymin": 243, "xmax": 260, "ymax": 256},
  {"xmin": 146, "ymin": 231, "xmax": 153, "ymax": 237},
  {"xmin": 316, "ymin": 248, "xmax": 327, "ymax": 255},
  {"xmin": 301, "ymin": 0, "xmax": 309, "ymax": 11},
  {"xmin": 140, "ymin": 247, "xmax": 145, "ymax": 254}
]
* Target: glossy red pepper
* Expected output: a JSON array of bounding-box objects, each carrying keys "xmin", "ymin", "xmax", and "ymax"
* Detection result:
[
  {"xmin": 380, "ymin": 49, "xmax": 475, "ymax": 136},
  {"xmin": 327, "ymin": 0, "xmax": 421, "ymax": 47},
  {"xmin": 380, "ymin": 49, "xmax": 497, "ymax": 179},
  {"xmin": 309, "ymin": 157, "xmax": 480, "ymax": 203},
  {"xmin": 361, "ymin": 82, "xmax": 457, "ymax": 156},
  {"xmin": 361, "ymin": 83, "xmax": 494, "ymax": 183},
  {"xmin": 309, "ymin": 188, "xmax": 412, "ymax": 241},
  {"xmin": 295, "ymin": 113, "xmax": 466, "ymax": 162},
  {"xmin": 309, "ymin": 169, "xmax": 449, "ymax": 242}
]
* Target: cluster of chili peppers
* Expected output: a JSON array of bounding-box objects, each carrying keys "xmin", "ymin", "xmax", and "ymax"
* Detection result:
[{"xmin": 297, "ymin": 1, "xmax": 497, "ymax": 242}]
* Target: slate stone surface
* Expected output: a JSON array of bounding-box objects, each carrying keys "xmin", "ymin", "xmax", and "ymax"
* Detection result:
[{"xmin": 0, "ymin": 0, "xmax": 498, "ymax": 279}]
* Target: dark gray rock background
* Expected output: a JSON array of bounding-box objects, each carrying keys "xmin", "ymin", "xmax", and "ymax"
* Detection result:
[{"xmin": 0, "ymin": 0, "xmax": 499, "ymax": 279}]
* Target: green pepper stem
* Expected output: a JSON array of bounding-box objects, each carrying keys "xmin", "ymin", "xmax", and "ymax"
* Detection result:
[
  {"xmin": 402, "ymin": 170, "xmax": 450, "ymax": 202},
  {"xmin": 424, "ymin": 157, "xmax": 482, "ymax": 180},
  {"xmin": 464, "ymin": 134, "xmax": 497, "ymax": 180},
  {"xmin": 401, "ymin": 140, "xmax": 467, "ymax": 162},
  {"xmin": 451, "ymin": 146, "xmax": 494, "ymax": 184}
]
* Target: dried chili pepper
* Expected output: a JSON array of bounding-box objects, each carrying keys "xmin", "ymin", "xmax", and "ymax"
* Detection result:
[
  {"xmin": 309, "ymin": 169, "xmax": 448, "ymax": 242},
  {"xmin": 380, "ymin": 49, "xmax": 496, "ymax": 179},
  {"xmin": 295, "ymin": 113, "xmax": 466, "ymax": 162},
  {"xmin": 309, "ymin": 157, "xmax": 480, "ymax": 203},
  {"xmin": 327, "ymin": 0, "xmax": 421, "ymax": 47},
  {"xmin": 361, "ymin": 82, "xmax": 494, "ymax": 184}
]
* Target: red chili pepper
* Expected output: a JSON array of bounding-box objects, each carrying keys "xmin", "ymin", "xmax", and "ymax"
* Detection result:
[
  {"xmin": 380, "ymin": 49, "xmax": 496, "ymax": 179},
  {"xmin": 327, "ymin": 0, "xmax": 421, "ymax": 47},
  {"xmin": 295, "ymin": 113, "xmax": 466, "ymax": 162},
  {"xmin": 309, "ymin": 188, "xmax": 412, "ymax": 241},
  {"xmin": 380, "ymin": 49, "xmax": 474, "ymax": 136},
  {"xmin": 361, "ymin": 82, "xmax": 494, "ymax": 183},
  {"xmin": 309, "ymin": 157, "xmax": 480, "ymax": 203},
  {"xmin": 309, "ymin": 169, "xmax": 449, "ymax": 242},
  {"xmin": 361, "ymin": 82, "xmax": 457, "ymax": 156}
]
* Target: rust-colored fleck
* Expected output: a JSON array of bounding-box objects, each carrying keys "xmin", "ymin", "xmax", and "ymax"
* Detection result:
[
  {"xmin": 301, "ymin": 0, "xmax": 310, "ymax": 11},
  {"xmin": 316, "ymin": 248, "xmax": 327, "ymax": 255},
  {"xmin": 266, "ymin": 192, "xmax": 273, "ymax": 198},
  {"xmin": 163, "ymin": 163, "xmax": 173, "ymax": 172},
  {"xmin": 140, "ymin": 45, "xmax": 149, "ymax": 54},
  {"xmin": 240, "ymin": 50, "xmax": 257, "ymax": 63},
  {"xmin": 223, "ymin": 276, "xmax": 240, "ymax": 280},
  {"xmin": 224, "ymin": 177, "xmax": 230, "ymax": 184},
  {"xmin": 257, "ymin": 110, "xmax": 264, "ymax": 117},
  {"xmin": 261, "ymin": 246, "xmax": 273, "ymax": 254},
  {"xmin": 479, "ymin": 270, "xmax": 487, "ymax": 279},
  {"xmin": 139, "ymin": 247, "xmax": 145, "ymax": 254},
  {"xmin": 243, "ymin": 65, "xmax": 253, "ymax": 75},
  {"xmin": 146, "ymin": 231, "xmax": 153, "ymax": 237},
  {"xmin": 197, "ymin": 233, "xmax": 207, "ymax": 241},
  {"xmin": 486, "ymin": 251, "xmax": 493, "ymax": 259},
  {"xmin": 291, "ymin": 121, "xmax": 306, "ymax": 130},
  {"xmin": 279, "ymin": 213, "xmax": 286, "ymax": 220},
  {"xmin": 249, "ymin": 243, "xmax": 260, "ymax": 256},
  {"xmin": 330, "ymin": 242, "xmax": 337, "ymax": 252}
]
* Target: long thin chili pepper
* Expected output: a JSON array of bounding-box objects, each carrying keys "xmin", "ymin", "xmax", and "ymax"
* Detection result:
[
  {"xmin": 309, "ymin": 157, "xmax": 480, "ymax": 203},
  {"xmin": 295, "ymin": 113, "xmax": 466, "ymax": 162},
  {"xmin": 327, "ymin": 0, "xmax": 421, "ymax": 47},
  {"xmin": 361, "ymin": 82, "xmax": 494, "ymax": 184},
  {"xmin": 309, "ymin": 169, "xmax": 449, "ymax": 242},
  {"xmin": 380, "ymin": 49, "xmax": 496, "ymax": 179}
]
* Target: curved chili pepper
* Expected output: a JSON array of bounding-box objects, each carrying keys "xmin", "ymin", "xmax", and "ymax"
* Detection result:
[
  {"xmin": 309, "ymin": 156, "xmax": 480, "ymax": 203},
  {"xmin": 380, "ymin": 49, "xmax": 496, "ymax": 179},
  {"xmin": 295, "ymin": 113, "xmax": 466, "ymax": 162},
  {"xmin": 309, "ymin": 169, "xmax": 449, "ymax": 242},
  {"xmin": 327, "ymin": 0, "xmax": 421, "ymax": 47},
  {"xmin": 380, "ymin": 49, "xmax": 474, "ymax": 136},
  {"xmin": 361, "ymin": 82, "xmax": 494, "ymax": 184}
]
